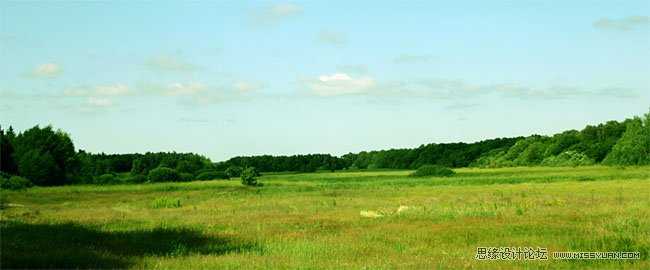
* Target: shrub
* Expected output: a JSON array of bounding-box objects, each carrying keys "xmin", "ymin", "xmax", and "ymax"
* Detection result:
[
  {"xmin": 147, "ymin": 167, "xmax": 182, "ymax": 183},
  {"xmin": 603, "ymin": 112, "xmax": 650, "ymax": 166},
  {"xmin": 541, "ymin": 151, "xmax": 594, "ymax": 167},
  {"xmin": 180, "ymin": 173, "xmax": 194, "ymax": 182},
  {"xmin": 123, "ymin": 174, "xmax": 146, "ymax": 184},
  {"xmin": 240, "ymin": 167, "xmax": 259, "ymax": 186},
  {"xmin": 151, "ymin": 197, "xmax": 181, "ymax": 209},
  {"xmin": 225, "ymin": 166, "xmax": 243, "ymax": 178},
  {"xmin": 94, "ymin": 174, "xmax": 118, "ymax": 185},
  {"xmin": 195, "ymin": 171, "xmax": 229, "ymax": 181},
  {"xmin": 0, "ymin": 176, "xmax": 33, "ymax": 190},
  {"xmin": 410, "ymin": 165, "xmax": 455, "ymax": 177}
]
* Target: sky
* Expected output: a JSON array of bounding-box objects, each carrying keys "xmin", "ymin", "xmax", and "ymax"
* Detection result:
[{"xmin": 1, "ymin": 1, "xmax": 649, "ymax": 161}]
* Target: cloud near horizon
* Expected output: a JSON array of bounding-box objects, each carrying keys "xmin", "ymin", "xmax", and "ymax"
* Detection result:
[
  {"xmin": 28, "ymin": 63, "xmax": 63, "ymax": 78},
  {"xmin": 251, "ymin": 3, "xmax": 303, "ymax": 25},
  {"xmin": 64, "ymin": 84, "xmax": 130, "ymax": 97},
  {"xmin": 301, "ymin": 74, "xmax": 639, "ymax": 101},
  {"xmin": 317, "ymin": 30, "xmax": 347, "ymax": 46},
  {"xmin": 593, "ymin": 16, "xmax": 649, "ymax": 31},
  {"xmin": 304, "ymin": 73, "xmax": 376, "ymax": 96},
  {"xmin": 145, "ymin": 55, "xmax": 199, "ymax": 72}
]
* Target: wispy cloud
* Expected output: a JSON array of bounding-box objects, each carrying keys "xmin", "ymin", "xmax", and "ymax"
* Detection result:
[
  {"xmin": 593, "ymin": 16, "xmax": 650, "ymax": 31},
  {"xmin": 317, "ymin": 30, "xmax": 347, "ymax": 46},
  {"xmin": 337, "ymin": 64, "xmax": 368, "ymax": 75},
  {"xmin": 145, "ymin": 55, "xmax": 199, "ymax": 72},
  {"xmin": 303, "ymin": 73, "xmax": 375, "ymax": 96},
  {"xmin": 300, "ymin": 74, "xmax": 639, "ymax": 101},
  {"xmin": 233, "ymin": 81, "xmax": 264, "ymax": 93},
  {"xmin": 251, "ymin": 3, "xmax": 303, "ymax": 26},
  {"xmin": 87, "ymin": 97, "xmax": 113, "ymax": 107},
  {"xmin": 64, "ymin": 84, "xmax": 130, "ymax": 97},
  {"xmin": 393, "ymin": 54, "xmax": 433, "ymax": 64},
  {"xmin": 138, "ymin": 81, "xmax": 257, "ymax": 106},
  {"xmin": 28, "ymin": 63, "xmax": 63, "ymax": 78}
]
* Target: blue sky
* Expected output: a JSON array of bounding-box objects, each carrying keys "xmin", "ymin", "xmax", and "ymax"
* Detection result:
[{"xmin": 1, "ymin": 1, "xmax": 649, "ymax": 161}]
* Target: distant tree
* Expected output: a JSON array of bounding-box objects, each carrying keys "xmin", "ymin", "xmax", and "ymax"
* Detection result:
[
  {"xmin": 94, "ymin": 174, "xmax": 117, "ymax": 185},
  {"xmin": 240, "ymin": 167, "xmax": 259, "ymax": 186},
  {"xmin": 147, "ymin": 167, "xmax": 182, "ymax": 182},
  {"xmin": 17, "ymin": 150, "xmax": 61, "ymax": 186},
  {"xmin": 195, "ymin": 171, "xmax": 229, "ymax": 181},
  {"xmin": 603, "ymin": 111, "xmax": 650, "ymax": 166},
  {"xmin": 225, "ymin": 166, "xmax": 243, "ymax": 177},
  {"xmin": 11, "ymin": 125, "xmax": 77, "ymax": 185},
  {"xmin": 410, "ymin": 165, "xmax": 455, "ymax": 177},
  {"xmin": 0, "ymin": 126, "xmax": 18, "ymax": 174}
]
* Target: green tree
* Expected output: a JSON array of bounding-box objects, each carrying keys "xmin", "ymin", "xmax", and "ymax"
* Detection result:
[
  {"xmin": 17, "ymin": 150, "xmax": 61, "ymax": 186},
  {"xmin": 12, "ymin": 125, "xmax": 77, "ymax": 185},
  {"xmin": 240, "ymin": 167, "xmax": 259, "ymax": 186},
  {"xmin": 603, "ymin": 111, "xmax": 650, "ymax": 166},
  {"xmin": 0, "ymin": 126, "xmax": 18, "ymax": 174}
]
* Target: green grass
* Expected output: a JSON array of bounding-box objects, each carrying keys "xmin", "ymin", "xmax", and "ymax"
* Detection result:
[{"xmin": 1, "ymin": 166, "xmax": 649, "ymax": 269}]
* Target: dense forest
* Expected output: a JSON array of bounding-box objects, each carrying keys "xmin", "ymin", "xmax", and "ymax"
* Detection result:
[{"xmin": 1, "ymin": 110, "xmax": 648, "ymax": 187}]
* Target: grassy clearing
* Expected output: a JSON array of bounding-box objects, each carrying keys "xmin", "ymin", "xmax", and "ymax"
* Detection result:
[{"xmin": 1, "ymin": 166, "xmax": 649, "ymax": 269}]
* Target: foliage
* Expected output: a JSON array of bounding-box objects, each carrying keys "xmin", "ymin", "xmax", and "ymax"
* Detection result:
[
  {"xmin": 541, "ymin": 151, "xmax": 595, "ymax": 167},
  {"xmin": 410, "ymin": 165, "xmax": 455, "ymax": 177},
  {"xmin": 123, "ymin": 174, "xmax": 147, "ymax": 184},
  {"xmin": 603, "ymin": 111, "xmax": 650, "ymax": 166},
  {"xmin": 0, "ymin": 176, "xmax": 33, "ymax": 190},
  {"xmin": 180, "ymin": 173, "xmax": 194, "ymax": 182},
  {"xmin": 195, "ymin": 171, "xmax": 229, "ymax": 181},
  {"xmin": 224, "ymin": 166, "xmax": 244, "ymax": 177},
  {"xmin": 17, "ymin": 150, "xmax": 61, "ymax": 186},
  {"xmin": 240, "ymin": 167, "xmax": 259, "ymax": 186},
  {"xmin": 147, "ymin": 167, "xmax": 182, "ymax": 183},
  {"xmin": 0, "ymin": 126, "xmax": 18, "ymax": 174},
  {"xmin": 221, "ymin": 154, "xmax": 345, "ymax": 173},
  {"xmin": 94, "ymin": 174, "xmax": 118, "ymax": 185},
  {"xmin": 10, "ymin": 126, "xmax": 77, "ymax": 186}
]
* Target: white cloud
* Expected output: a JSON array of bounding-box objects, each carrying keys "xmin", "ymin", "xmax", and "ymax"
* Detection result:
[
  {"xmin": 87, "ymin": 97, "xmax": 113, "ymax": 107},
  {"xmin": 252, "ymin": 3, "xmax": 303, "ymax": 25},
  {"xmin": 337, "ymin": 64, "xmax": 368, "ymax": 75},
  {"xmin": 145, "ymin": 55, "xmax": 198, "ymax": 72},
  {"xmin": 30, "ymin": 63, "xmax": 62, "ymax": 78},
  {"xmin": 317, "ymin": 30, "xmax": 347, "ymax": 46},
  {"xmin": 233, "ymin": 81, "xmax": 263, "ymax": 93},
  {"xmin": 305, "ymin": 73, "xmax": 375, "ymax": 96},
  {"xmin": 393, "ymin": 54, "xmax": 433, "ymax": 64},
  {"xmin": 167, "ymin": 82, "xmax": 206, "ymax": 96},
  {"xmin": 64, "ymin": 84, "xmax": 131, "ymax": 97},
  {"xmin": 593, "ymin": 16, "xmax": 650, "ymax": 31}
]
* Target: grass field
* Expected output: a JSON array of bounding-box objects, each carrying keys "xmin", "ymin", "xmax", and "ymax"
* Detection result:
[{"xmin": 1, "ymin": 166, "xmax": 649, "ymax": 269}]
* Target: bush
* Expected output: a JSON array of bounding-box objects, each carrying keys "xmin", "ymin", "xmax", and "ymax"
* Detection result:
[
  {"xmin": 180, "ymin": 172, "xmax": 194, "ymax": 182},
  {"xmin": 603, "ymin": 112, "xmax": 650, "ymax": 166},
  {"xmin": 240, "ymin": 167, "xmax": 259, "ymax": 186},
  {"xmin": 541, "ymin": 151, "xmax": 594, "ymax": 167},
  {"xmin": 410, "ymin": 165, "xmax": 455, "ymax": 177},
  {"xmin": 147, "ymin": 167, "xmax": 182, "ymax": 183},
  {"xmin": 94, "ymin": 174, "xmax": 118, "ymax": 185},
  {"xmin": 0, "ymin": 176, "xmax": 33, "ymax": 190},
  {"xmin": 195, "ymin": 171, "xmax": 229, "ymax": 181},
  {"xmin": 225, "ymin": 166, "xmax": 243, "ymax": 178},
  {"xmin": 123, "ymin": 174, "xmax": 146, "ymax": 184}
]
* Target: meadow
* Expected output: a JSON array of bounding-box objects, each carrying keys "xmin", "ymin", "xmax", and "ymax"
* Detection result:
[{"xmin": 1, "ymin": 166, "xmax": 649, "ymax": 269}]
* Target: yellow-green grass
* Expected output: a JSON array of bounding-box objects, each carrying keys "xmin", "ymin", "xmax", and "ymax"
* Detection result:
[{"xmin": 1, "ymin": 166, "xmax": 649, "ymax": 269}]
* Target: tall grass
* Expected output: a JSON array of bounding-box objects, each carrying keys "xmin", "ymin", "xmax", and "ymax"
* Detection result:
[{"xmin": 1, "ymin": 166, "xmax": 649, "ymax": 269}]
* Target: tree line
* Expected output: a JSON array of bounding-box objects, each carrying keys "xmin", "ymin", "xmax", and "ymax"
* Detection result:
[{"xmin": 1, "ymin": 110, "xmax": 648, "ymax": 187}]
